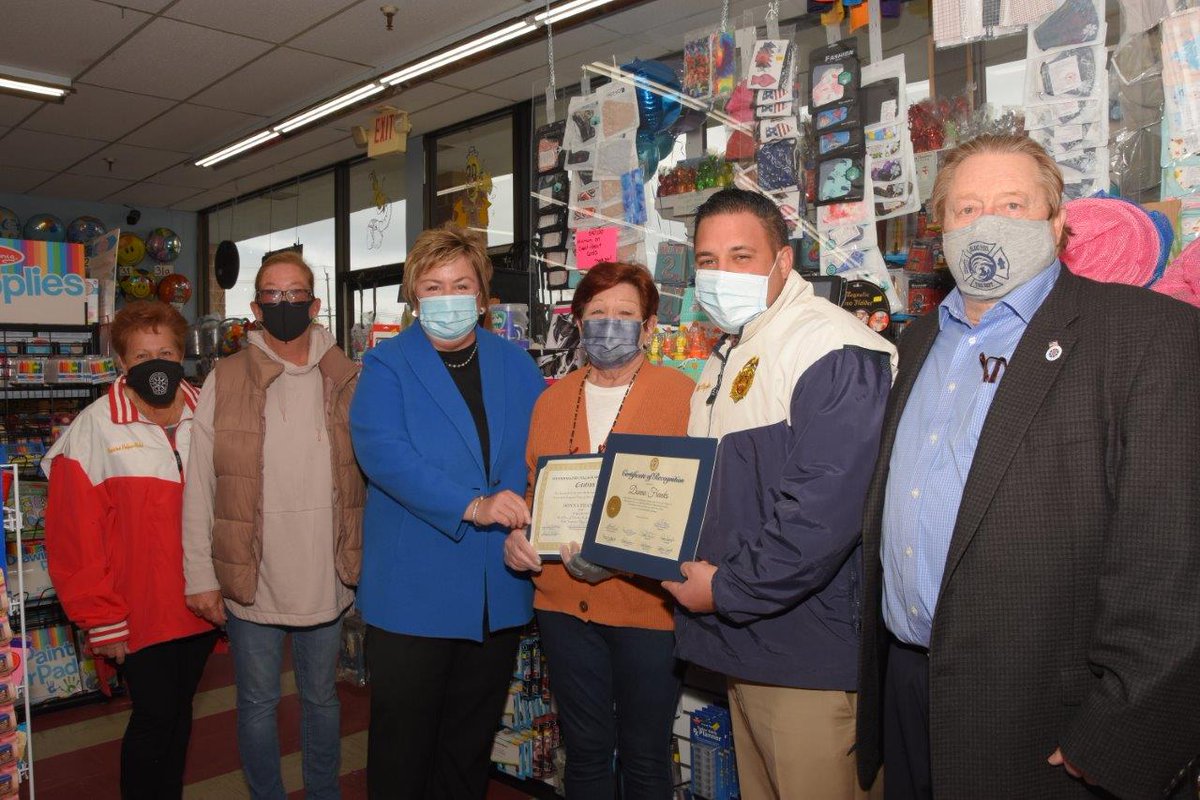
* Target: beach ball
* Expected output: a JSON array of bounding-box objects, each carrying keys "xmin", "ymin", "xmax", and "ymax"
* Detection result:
[
  {"xmin": 118, "ymin": 233, "xmax": 146, "ymax": 267},
  {"xmin": 146, "ymin": 227, "xmax": 182, "ymax": 263},
  {"xmin": 66, "ymin": 215, "xmax": 107, "ymax": 244},
  {"xmin": 157, "ymin": 273, "xmax": 192, "ymax": 305},
  {"xmin": 23, "ymin": 213, "xmax": 66, "ymax": 242},
  {"xmin": 0, "ymin": 207, "xmax": 20, "ymax": 239},
  {"xmin": 120, "ymin": 268, "xmax": 155, "ymax": 300}
]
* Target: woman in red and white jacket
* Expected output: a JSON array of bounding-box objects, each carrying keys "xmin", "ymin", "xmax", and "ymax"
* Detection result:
[{"xmin": 42, "ymin": 301, "xmax": 216, "ymax": 800}]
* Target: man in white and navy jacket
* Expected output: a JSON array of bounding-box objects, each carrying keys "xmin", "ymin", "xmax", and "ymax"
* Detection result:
[{"xmin": 665, "ymin": 189, "xmax": 897, "ymax": 799}]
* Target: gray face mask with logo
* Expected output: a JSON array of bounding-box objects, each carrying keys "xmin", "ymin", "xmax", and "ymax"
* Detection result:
[{"xmin": 942, "ymin": 215, "xmax": 1058, "ymax": 301}]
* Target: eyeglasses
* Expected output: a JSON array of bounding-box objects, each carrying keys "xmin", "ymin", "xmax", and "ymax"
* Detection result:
[
  {"xmin": 256, "ymin": 289, "xmax": 314, "ymax": 305},
  {"xmin": 979, "ymin": 353, "xmax": 1007, "ymax": 384}
]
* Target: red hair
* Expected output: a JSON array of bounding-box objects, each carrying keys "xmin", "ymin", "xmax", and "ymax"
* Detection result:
[
  {"xmin": 570, "ymin": 262, "xmax": 658, "ymax": 320},
  {"xmin": 110, "ymin": 301, "xmax": 187, "ymax": 361}
]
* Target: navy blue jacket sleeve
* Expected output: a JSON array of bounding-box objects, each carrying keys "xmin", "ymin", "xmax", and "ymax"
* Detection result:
[{"xmin": 713, "ymin": 346, "xmax": 891, "ymax": 622}]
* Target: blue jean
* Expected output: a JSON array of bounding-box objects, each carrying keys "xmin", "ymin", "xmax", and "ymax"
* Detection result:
[
  {"xmin": 536, "ymin": 610, "xmax": 682, "ymax": 800},
  {"xmin": 226, "ymin": 612, "xmax": 344, "ymax": 800}
]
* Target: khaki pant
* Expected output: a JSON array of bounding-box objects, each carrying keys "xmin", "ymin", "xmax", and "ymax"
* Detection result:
[{"xmin": 727, "ymin": 679, "xmax": 883, "ymax": 800}]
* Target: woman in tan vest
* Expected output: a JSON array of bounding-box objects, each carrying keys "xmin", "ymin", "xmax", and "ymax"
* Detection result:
[
  {"xmin": 503, "ymin": 262, "xmax": 694, "ymax": 799},
  {"xmin": 182, "ymin": 252, "xmax": 364, "ymax": 800}
]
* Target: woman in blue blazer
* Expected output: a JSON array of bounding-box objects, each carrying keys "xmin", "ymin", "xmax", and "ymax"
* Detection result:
[{"xmin": 350, "ymin": 226, "xmax": 544, "ymax": 800}]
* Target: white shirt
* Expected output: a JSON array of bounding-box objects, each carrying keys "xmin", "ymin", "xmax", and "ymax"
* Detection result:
[{"xmin": 585, "ymin": 380, "xmax": 630, "ymax": 452}]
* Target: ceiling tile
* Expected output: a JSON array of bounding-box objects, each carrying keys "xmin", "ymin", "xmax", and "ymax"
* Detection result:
[
  {"xmin": 288, "ymin": 0, "xmax": 529, "ymax": 69},
  {"xmin": 81, "ymin": 18, "xmax": 273, "ymax": 100},
  {"xmin": 0, "ymin": 166, "xmax": 58, "ymax": 195},
  {"xmin": 111, "ymin": 0, "xmax": 176, "ymax": 11},
  {"xmin": 409, "ymin": 91, "xmax": 512, "ymax": 137},
  {"xmin": 192, "ymin": 47, "xmax": 371, "ymax": 117},
  {"xmin": 30, "ymin": 173, "xmax": 134, "ymax": 203},
  {"xmin": 1, "ymin": 1, "xmax": 151, "ymax": 77},
  {"xmin": 165, "ymin": 0, "xmax": 356, "ymax": 43},
  {"xmin": 120, "ymin": 103, "xmax": 267, "ymax": 154},
  {"xmin": 0, "ymin": 94, "xmax": 45, "ymax": 128},
  {"xmin": 22, "ymin": 84, "xmax": 176, "ymax": 141},
  {"xmin": 331, "ymin": 82, "xmax": 465, "ymax": 132},
  {"xmin": 104, "ymin": 181, "xmax": 206, "ymax": 208},
  {"xmin": 593, "ymin": 0, "xmax": 724, "ymax": 36},
  {"xmin": 72, "ymin": 143, "xmax": 190, "ymax": 182},
  {"xmin": 150, "ymin": 163, "xmax": 237, "ymax": 190},
  {"xmin": 174, "ymin": 182, "xmax": 241, "ymax": 211},
  {"xmin": 0, "ymin": 129, "xmax": 106, "ymax": 172}
]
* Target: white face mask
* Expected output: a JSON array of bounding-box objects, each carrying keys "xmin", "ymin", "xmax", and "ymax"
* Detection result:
[
  {"xmin": 942, "ymin": 215, "xmax": 1058, "ymax": 301},
  {"xmin": 694, "ymin": 253, "xmax": 781, "ymax": 334}
]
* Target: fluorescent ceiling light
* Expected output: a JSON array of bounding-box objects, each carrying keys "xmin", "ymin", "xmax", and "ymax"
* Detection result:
[
  {"xmin": 535, "ymin": 0, "xmax": 614, "ymax": 24},
  {"xmin": 274, "ymin": 83, "xmax": 386, "ymax": 133},
  {"xmin": 382, "ymin": 21, "xmax": 536, "ymax": 85},
  {"xmin": 0, "ymin": 75, "xmax": 69, "ymax": 99},
  {"xmin": 196, "ymin": 130, "xmax": 280, "ymax": 167}
]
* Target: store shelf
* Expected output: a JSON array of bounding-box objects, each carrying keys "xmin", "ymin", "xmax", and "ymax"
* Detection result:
[
  {"xmin": 24, "ymin": 686, "xmax": 118, "ymax": 720},
  {"xmin": 0, "ymin": 386, "xmax": 97, "ymax": 400}
]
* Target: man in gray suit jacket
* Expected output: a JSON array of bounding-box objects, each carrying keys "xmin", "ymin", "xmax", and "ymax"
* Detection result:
[{"xmin": 856, "ymin": 134, "xmax": 1200, "ymax": 799}]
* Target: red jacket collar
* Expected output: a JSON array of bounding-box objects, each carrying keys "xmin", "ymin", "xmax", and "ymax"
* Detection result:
[{"xmin": 108, "ymin": 375, "xmax": 199, "ymax": 425}]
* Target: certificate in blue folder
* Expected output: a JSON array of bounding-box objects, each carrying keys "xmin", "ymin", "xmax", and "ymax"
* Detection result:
[{"xmin": 580, "ymin": 433, "xmax": 718, "ymax": 582}]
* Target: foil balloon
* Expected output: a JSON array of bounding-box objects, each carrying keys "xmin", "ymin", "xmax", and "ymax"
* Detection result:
[
  {"xmin": 621, "ymin": 59, "xmax": 683, "ymax": 136},
  {"xmin": 0, "ymin": 207, "xmax": 21, "ymax": 239},
  {"xmin": 157, "ymin": 273, "xmax": 193, "ymax": 305},
  {"xmin": 145, "ymin": 227, "xmax": 182, "ymax": 263},
  {"xmin": 120, "ymin": 268, "xmax": 155, "ymax": 301},
  {"xmin": 23, "ymin": 213, "xmax": 66, "ymax": 242},
  {"xmin": 67, "ymin": 215, "xmax": 107, "ymax": 244},
  {"xmin": 118, "ymin": 233, "xmax": 146, "ymax": 267}
]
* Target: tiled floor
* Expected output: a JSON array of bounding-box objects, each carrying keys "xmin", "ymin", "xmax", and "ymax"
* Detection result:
[{"xmin": 27, "ymin": 646, "xmax": 533, "ymax": 799}]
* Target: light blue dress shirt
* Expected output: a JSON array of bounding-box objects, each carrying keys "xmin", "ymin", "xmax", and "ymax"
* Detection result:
[{"xmin": 882, "ymin": 261, "xmax": 1061, "ymax": 647}]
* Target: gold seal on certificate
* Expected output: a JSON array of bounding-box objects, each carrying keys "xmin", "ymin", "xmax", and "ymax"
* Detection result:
[{"xmin": 529, "ymin": 455, "xmax": 603, "ymax": 557}]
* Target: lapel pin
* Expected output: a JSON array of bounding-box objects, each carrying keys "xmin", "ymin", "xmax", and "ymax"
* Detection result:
[{"xmin": 1045, "ymin": 340, "xmax": 1063, "ymax": 362}]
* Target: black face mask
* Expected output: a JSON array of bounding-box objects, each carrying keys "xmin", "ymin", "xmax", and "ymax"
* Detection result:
[
  {"xmin": 125, "ymin": 359, "xmax": 184, "ymax": 408},
  {"xmin": 259, "ymin": 301, "xmax": 313, "ymax": 342}
]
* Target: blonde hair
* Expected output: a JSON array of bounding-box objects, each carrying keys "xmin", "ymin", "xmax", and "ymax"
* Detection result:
[
  {"xmin": 256, "ymin": 250, "xmax": 315, "ymax": 292},
  {"xmin": 401, "ymin": 225, "xmax": 492, "ymax": 307},
  {"xmin": 930, "ymin": 134, "xmax": 1069, "ymax": 250}
]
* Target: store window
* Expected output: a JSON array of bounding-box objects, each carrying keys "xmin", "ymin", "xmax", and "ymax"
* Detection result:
[
  {"xmin": 429, "ymin": 114, "xmax": 516, "ymax": 246},
  {"xmin": 350, "ymin": 158, "xmax": 408, "ymax": 270},
  {"xmin": 205, "ymin": 171, "xmax": 337, "ymax": 326}
]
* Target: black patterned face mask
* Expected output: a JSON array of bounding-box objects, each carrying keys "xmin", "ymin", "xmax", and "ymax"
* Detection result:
[{"xmin": 125, "ymin": 359, "xmax": 184, "ymax": 408}]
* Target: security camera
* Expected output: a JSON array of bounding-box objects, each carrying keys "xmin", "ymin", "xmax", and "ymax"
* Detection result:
[{"xmin": 126, "ymin": 208, "xmax": 141, "ymax": 226}]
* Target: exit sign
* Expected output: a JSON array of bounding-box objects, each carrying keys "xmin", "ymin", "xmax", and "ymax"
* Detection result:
[{"xmin": 368, "ymin": 108, "xmax": 411, "ymax": 158}]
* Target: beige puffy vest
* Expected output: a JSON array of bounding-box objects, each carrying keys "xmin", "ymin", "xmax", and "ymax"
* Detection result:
[{"xmin": 209, "ymin": 343, "xmax": 364, "ymax": 605}]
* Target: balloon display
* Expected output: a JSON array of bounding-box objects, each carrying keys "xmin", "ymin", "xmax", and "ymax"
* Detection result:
[{"xmin": 23, "ymin": 213, "xmax": 66, "ymax": 242}]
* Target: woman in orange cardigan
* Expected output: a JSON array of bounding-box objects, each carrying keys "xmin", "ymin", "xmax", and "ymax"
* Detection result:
[{"xmin": 505, "ymin": 261, "xmax": 694, "ymax": 799}]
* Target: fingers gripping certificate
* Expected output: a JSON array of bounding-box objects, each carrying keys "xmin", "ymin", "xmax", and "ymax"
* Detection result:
[
  {"xmin": 581, "ymin": 434, "xmax": 718, "ymax": 581},
  {"xmin": 529, "ymin": 455, "xmax": 603, "ymax": 558}
]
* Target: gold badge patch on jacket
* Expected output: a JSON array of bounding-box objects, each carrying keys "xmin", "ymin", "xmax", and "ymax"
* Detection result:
[{"xmin": 730, "ymin": 356, "xmax": 759, "ymax": 403}]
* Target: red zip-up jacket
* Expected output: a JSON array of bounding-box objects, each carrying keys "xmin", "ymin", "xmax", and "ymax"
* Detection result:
[{"xmin": 42, "ymin": 378, "xmax": 213, "ymax": 652}]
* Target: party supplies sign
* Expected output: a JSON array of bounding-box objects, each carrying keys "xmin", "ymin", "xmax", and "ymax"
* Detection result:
[{"xmin": 0, "ymin": 238, "xmax": 87, "ymax": 324}]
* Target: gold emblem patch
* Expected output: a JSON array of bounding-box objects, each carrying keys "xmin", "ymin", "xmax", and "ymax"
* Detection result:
[
  {"xmin": 606, "ymin": 496, "xmax": 622, "ymax": 518},
  {"xmin": 650, "ymin": 458, "xmax": 660, "ymax": 471},
  {"xmin": 729, "ymin": 356, "xmax": 759, "ymax": 403}
]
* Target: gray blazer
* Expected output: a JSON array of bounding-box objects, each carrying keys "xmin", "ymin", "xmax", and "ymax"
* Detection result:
[{"xmin": 857, "ymin": 268, "xmax": 1200, "ymax": 799}]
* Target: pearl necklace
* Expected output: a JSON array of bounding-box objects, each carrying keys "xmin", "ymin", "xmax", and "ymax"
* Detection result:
[{"xmin": 442, "ymin": 343, "xmax": 478, "ymax": 370}]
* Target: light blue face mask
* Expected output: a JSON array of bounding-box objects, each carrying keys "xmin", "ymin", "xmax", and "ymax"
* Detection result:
[
  {"xmin": 417, "ymin": 293, "xmax": 480, "ymax": 341},
  {"xmin": 694, "ymin": 253, "xmax": 780, "ymax": 333}
]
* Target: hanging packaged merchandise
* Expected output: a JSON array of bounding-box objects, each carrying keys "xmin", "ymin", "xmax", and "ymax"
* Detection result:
[
  {"xmin": 814, "ymin": 103, "xmax": 861, "ymax": 132},
  {"xmin": 818, "ymin": 128, "xmax": 865, "ymax": 157},
  {"xmin": 1026, "ymin": 45, "xmax": 1106, "ymax": 104},
  {"xmin": 757, "ymin": 99, "xmax": 795, "ymax": 118},
  {"xmin": 1028, "ymin": 121, "xmax": 1107, "ymax": 152},
  {"xmin": 683, "ymin": 33, "xmax": 714, "ymax": 100},
  {"xmin": 1161, "ymin": 6, "xmax": 1200, "ymax": 147},
  {"xmin": 760, "ymin": 116, "xmax": 802, "ymax": 143},
  {"xmin": 757, "ymin": 140, "xmax": 800, "ymax": 191},
  {"xmin": 597, "ymin": 81, "xmax": 640, "ymax": 139},
  {"xmin": 817, "ymin": 157, "xmax": 866, "ymax": 205},
  {"xmin": 563, "ymin": 95, "xmax": 600, "ymax": 171},
  {"xmin": 862, "ymin": 55, "xmax": 919, "ymax": 220},
  {"xmin": 840, "ymin": 279, "xmax": 892, "ymax": 333},
  {"xmin": 536, "ymin": 207, "xmax": 568, "ymax": 236},
  {"xmin": 712, "ymin": 31, "xmax": 737, "ymax": 101},
  {"xmin": 862, "ymin": 78, "xmax": 901, "ymax": 126},
  {"xmin": 535, "ymin": 172, "xmax": 570, "ymax": 211},
  {"xmin": 748, "ymin": 40, "xmax": 790, "ymax": 90},
  {"xmin": 1031, "ymin": 0, "xmax": 1104, "ymax": 53},
  {"xmin": 534, "ymin": 121, "xmax": 567, "ymax": 174},
  {"xmin": 809, "ymin": 39, "xmax": 860, "ymax": 111},
  {"xmin": 1024, "ymin": 98, "xmax": 1107, "ymax": 129}
]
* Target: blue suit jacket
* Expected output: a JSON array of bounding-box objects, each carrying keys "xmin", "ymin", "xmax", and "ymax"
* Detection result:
[{"xmin": 350, "ymin": 325, "xmax": 545, "ymax": 640}]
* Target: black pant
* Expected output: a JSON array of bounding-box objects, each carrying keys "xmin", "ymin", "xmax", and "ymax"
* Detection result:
[
  {"xmin": 883, "ymin": 638, "xmax": 933, "ymax": 800},
  {"xmin": 365, "ymin": 624, "xmax": 522, "ymax": 800},
  {"xmin": 119, "ymin": 630, "xmax": 218, "ymax": 800}
]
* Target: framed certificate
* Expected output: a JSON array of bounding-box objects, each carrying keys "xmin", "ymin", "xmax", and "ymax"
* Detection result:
[
  {"xmin": 580, "ymin": 433, "xmax": 718, "ymax": 582},
  {"xmin": 529, "ymin": 454, "xmax": 604, "ymax": 559}
]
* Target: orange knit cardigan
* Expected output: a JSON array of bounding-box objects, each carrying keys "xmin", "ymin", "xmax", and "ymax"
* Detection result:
[{"xmin": 525, "ymin": 362, "xmax": 696, "ymax": 630}]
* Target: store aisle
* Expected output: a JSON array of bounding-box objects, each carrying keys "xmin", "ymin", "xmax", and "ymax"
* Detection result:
[{"xmin": 28, "ymin": 649, "xmax": 532, "ymax": 800}]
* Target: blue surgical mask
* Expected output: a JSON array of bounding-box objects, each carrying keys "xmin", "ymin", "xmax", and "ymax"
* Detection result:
[
  {"xmin": 418, "ymin": 293, "xmax": 480, "ymax": 341},
  {"xmin": 695, "ymin": 254, "xmax": 780, "ymax": 333},
  {"xmin": 581, "ymin": 318, "xmax": 644, "ymax": 369}
]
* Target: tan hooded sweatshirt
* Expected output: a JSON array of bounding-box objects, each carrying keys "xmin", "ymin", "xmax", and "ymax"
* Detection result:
[{"xmin": 183, "ymin": 327, "xmax": 355, "ymax": 626}]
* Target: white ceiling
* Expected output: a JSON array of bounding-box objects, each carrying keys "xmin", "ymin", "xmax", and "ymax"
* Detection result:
[{"xmin": 0, "ymin": 0, "xmax": 810, "ymax": 213}]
